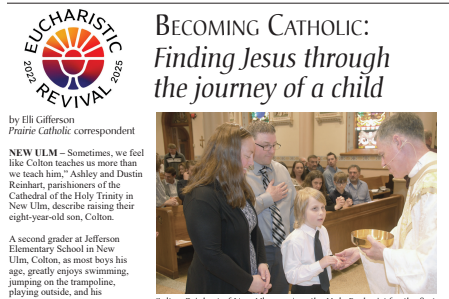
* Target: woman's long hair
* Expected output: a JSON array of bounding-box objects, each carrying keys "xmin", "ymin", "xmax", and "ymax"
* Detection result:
[
  {"xmin": 183, "ymin": 123, "xmax": 255, "ymax": 208},
  {"xmin": 302, "ymin": 170, "xmax": 328, "ymax": 195},
  {"xmin": 290, "ymin": 161, "xmax": 306, "ymax": 181}
]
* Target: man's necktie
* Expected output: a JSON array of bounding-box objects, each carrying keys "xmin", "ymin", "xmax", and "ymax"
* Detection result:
[
  {"xmin": 314, "ymin": 230, "xmax": 330, "ymax": 292},
  {"xmin": 260, "ymin": 166, "xmax": 285, "ymax": 248}
]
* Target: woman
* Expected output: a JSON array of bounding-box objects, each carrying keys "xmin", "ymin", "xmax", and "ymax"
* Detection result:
[
  {"xmin": 290, "ymin": 161, "xmax": 306, "ymax": 186},
  {"xmin": 302, "ymin": 170, "xmax": 343, "ymax": 211},
  {"xmin": 183, "ymin": 123, "xmax": 271, "ymax": 294},
  {"xmin": 176, "ymin": 162, "xmax": 186, "ymax": 180},
  {"xmin": 183, "ymin": 160, "xmax": 197, "ymax": 180}
]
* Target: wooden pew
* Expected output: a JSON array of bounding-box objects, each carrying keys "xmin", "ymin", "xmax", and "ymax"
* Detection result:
[
  {"xmin": 381, "ymin": 175, "xmax": 390, "ymax": 187},
  {"xmin": 362, "ymin": 176, "xmax": 384, "ymax": 190},
  {"xmin": 362, "ymin": 175, "xmax": 392, "ymax": 190},
  {"xmin": 363, "ymin": 175, "xmax": 393, "ymax": 198},
  {"xmin": 324, "ymin": 194, "xmax": 405, "ymax": 254},
  {"xmin": 156, "ymin": 205, "xmax": 192, "ymax": 279}
]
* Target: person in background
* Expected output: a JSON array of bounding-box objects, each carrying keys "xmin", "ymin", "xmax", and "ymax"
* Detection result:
[
  {"xmin": 317, "ymin": 156, "xmax": 325, "ymax": 173},
  {"xmin": 162, "ymin": 167, "xmax": 178, "ymax": 198},
  {"xmin": 328, "ymin": 172, "xmax": 353, "ymax": 211},
  {"xmin": 323, "ymin": 152, "xmax": 342, "ymax": 194},
  {"xmin": 304, "ymin": 155, "xmax": 318, "ymax": 177},
  {"xmin": 300, "ymin": 157, "xmax": 308, "ymax": 170},
  {"xmin": 290, "ymin": 161, "xmax": 306, "ymax": 187},
  {"xmin": 177, "ymin": 160, "xmax": 197, "ymax": 203},
  {"xmin": 282, "ymin": 187, "xmax": 343, "ymax": 294},
  {"xmin": 424, "ymin": 129, "xmax": 437, "ymax": 153},
  {"xmin": 302, "ymin": 170, "xmax": 343, "ymax": 211},
  {"xmin": 156, "ymin": 154, "xmax": 178, "ymax": 207},
  {"xmin": 164, "ymin": 143, "xmax": 186, "ymax": 176},
  {"xmin": 176, "ymin": 162, "xmax": 186, "ymax": 180},
  {"xmin": 183, "ymin": 123, "xmax": 271, "ymax": 294},
  {"xmin": 344, "ymin": 165, "xmax": 371, "ymax": 205}
]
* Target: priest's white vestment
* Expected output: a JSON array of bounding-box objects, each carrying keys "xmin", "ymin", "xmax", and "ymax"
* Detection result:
[{"xmin": 361, "ymin": 151, "xmax": 437, "ymax": 294}]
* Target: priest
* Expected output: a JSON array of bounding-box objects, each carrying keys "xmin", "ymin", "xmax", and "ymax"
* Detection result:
[{"xmin": 336, "ymin": 113, "xmax": 437, "ymax": 294}]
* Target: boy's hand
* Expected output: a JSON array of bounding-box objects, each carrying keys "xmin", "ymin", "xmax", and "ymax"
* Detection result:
[
  {"xmin": 343, "ymin": 198, "xmax": 353, "ymax": 208},
  {"xmin": 335, "ymin": 247, "xmax": 360, "ymax": 270},
  {"xmin": 335, "ymin": 197, "xmax": 345, "ymax": 210},
  {"xmin": 345, "ymin": 198, "xmax": 353, "ymax": 207},
  {"xmin": 331, "ymin": 256, "xmax": 345, "ymax": 270},
  {"xmin": 319, "ymin": 255, "xmax": 339, "ymax": 269}
]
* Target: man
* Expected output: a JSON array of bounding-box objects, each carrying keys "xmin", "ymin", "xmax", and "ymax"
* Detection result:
[
  {"xmin": 336, "ymin": 113, "xmax": 437, "ymax": 294},
  {"xmin": 424, "ymin": 129, "xmax": 437, "ymax": 153},
  {"xmin": 317, "ymin": 156, "xmax": 325, "ymax": 173},
  {"xmin": 156, "ymin": 154, "xmax": 178, "ymax": 208},
  {"xmin": 246, "ymin": 121, "xmax": 296, "ymax": 294},
  {"xmin": 162, "ymin": 167, "xmax": 178, "ymax": 198},
  {"xmin": 304, "ymin": 155, "xmax": 318, "ymax": 177},
  {"xmin": 164, "ymin": 143, "xmax": 186, "ymax": 176},
  {"xmin": 323, "ymin": 152, "xmax": 341, "ymax": 194},
  {"xmin": 344, "ymin": 165, "xmax": 371, "ymax": 205}
]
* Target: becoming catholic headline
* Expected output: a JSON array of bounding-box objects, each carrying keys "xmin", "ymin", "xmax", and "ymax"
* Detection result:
[{"xmin": 156, "ymin": 14, "xmax": 368, "ymax": 36}]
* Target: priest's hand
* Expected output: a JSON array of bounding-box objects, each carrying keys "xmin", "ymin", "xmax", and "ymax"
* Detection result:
[
  {"xmin": 335, "ymin": 247, "xmax": 360, "ymax": 269},
  {"xmin": 360, "ymin": 235, "xmax": 386, "ymax": 261}
]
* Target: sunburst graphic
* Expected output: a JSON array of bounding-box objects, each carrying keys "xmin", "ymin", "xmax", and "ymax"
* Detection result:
[{"xmin": 42, "ymin": 27, "xmax": 104, "ymax": 90}]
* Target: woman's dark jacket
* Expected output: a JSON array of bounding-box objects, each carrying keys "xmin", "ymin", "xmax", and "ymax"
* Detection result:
[{"xmin": 183, "ymin": 181, "xmax": 267, "ymax": 294}]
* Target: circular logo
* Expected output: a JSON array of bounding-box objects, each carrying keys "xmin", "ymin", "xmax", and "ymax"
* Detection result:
[{"xmin": 42, "ymin": 27, "xmax": 104, "ymax": 90}]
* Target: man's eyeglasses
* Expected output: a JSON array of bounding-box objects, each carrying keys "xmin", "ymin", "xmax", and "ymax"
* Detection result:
[{"xmin": 255, "ymin": 143, "xmax": 281, "ymax": 151}]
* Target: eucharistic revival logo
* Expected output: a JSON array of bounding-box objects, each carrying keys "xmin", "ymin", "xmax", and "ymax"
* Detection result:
[{"xmin": 24, "ymin": 9, "xmax": 123, "ymax": 108}]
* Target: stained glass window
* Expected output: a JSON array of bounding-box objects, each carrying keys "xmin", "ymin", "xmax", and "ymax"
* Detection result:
[
  {"xmin": 355, "ymin": 112, "xmax": 386, "ymax": 149},
  {"xmin": 251, "ymin": 112, "xmax": 269, "ymax": 122}
]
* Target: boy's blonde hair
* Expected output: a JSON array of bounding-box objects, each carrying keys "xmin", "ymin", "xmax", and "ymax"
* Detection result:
[
  {"xmin": 333, "ymin": 172, "xmax": 348, "ymax": 184},
  {"xmin": 294, "ymin": 187, "xmax": 326, "ymax": 229}
]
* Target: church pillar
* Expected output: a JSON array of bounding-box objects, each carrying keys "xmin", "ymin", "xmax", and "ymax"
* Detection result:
[{"xmin": 298, "ymin": 112, "xmax": 314, "ymax": 158}]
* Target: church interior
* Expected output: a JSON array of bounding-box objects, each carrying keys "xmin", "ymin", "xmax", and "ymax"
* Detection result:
[{"xmin": 155, "ymin": 112, "xmax": 437, "ymax": 294}]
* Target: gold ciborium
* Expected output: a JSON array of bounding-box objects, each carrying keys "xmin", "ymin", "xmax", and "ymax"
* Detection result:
[{"xmin": 351, "ymin": 229, "xmax": 394, "ymax": 248}]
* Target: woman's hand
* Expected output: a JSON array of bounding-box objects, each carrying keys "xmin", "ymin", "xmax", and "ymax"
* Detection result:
[
  {"xmin": 248, "ymin": 275, "xmax": 268, "ymax": 293},
  {"xmin": 257, "ymin": 263, "xmax": 271, "ymax": 294}
]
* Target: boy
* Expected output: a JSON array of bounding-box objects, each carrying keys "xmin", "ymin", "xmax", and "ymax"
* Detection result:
[
  {"xmin": 281, "ymin": 188, "xmax": 343, "ymax": 294},
  {"xmin": 328, "ymin": 172, "xmax": 353, "ymax": 210}
]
